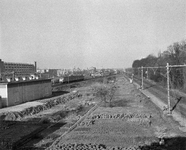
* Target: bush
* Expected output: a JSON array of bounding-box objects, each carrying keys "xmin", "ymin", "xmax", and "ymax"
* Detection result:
[{"xmin": 91, "ymin": 83, "xmax": 116, "ymax": 107}]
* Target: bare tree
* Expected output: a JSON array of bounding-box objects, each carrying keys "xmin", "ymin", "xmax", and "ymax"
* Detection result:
[{"xmin": 91, "ymin": 83, "xmax": 116, "ymax": 107}]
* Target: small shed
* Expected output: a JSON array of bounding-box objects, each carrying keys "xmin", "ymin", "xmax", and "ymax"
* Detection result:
[{"xmin": 0, "ymin": 79, "xmax": 52, "ymax": 108}]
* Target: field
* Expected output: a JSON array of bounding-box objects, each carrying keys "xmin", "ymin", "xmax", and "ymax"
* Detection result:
[
  {"xmin": 0, "ymin": 76, "xmax": 186, "ymax": 150},
  {"xmin": 48, "ymin": 76, "xmax": 186, "ymax": 150}
]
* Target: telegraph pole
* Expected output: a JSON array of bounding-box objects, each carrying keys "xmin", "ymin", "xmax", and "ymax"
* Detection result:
[
  {"xmin": 138, "ymin": 68, "xmax": 140, "ymax": 77},
  {"xmin": 141, "ymin": 66, "xmax": 144, "ymax": 89},
  {"xmin": 147, "ymin": 68, "xmax": 149, "ymax": 80},
  {"xmin": 0, "ymin": 68, "xmax": 1, "ymax": 81},
  {"xmin": 167, "ymin": 63, "xmax": 171, "ymax": 114}
]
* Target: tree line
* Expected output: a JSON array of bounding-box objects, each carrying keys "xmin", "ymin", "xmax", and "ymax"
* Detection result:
[{"xmin": 131, "ymin": 40, "xmax": 186, "ymax": 90}]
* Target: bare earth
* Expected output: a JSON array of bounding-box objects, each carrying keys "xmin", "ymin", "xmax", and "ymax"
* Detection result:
[
  {"xmin": 1, "ymin": 76, "xmax": 186, "ymax": 150},
  {"xmin": 47, "ymin": 76, "xmax": 186, "ymax": 150}
]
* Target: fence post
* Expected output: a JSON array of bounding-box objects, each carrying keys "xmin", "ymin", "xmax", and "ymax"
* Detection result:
[
  {"xmin": 141, "ymin": 66, "xmax": 144, "ymax": 89},
  {"xmin": 167, "ymin": 63, "xmax": 171, "ymax": 114}
]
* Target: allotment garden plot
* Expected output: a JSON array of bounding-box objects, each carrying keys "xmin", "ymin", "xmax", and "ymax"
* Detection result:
[{"xmin": 49, "ymin": 76, "xmax": 186, "ymax": 150}]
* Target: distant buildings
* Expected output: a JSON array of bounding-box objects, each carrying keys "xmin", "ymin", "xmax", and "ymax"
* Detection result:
[
  {"xmin": 0, "ymin": 59, "xmax": 36, "ymax": 81},
  {"xmin": 37, "ymin": 69, "xmax": 66, "ymax": 78},
  {"xmin": 0, "ymin": 59, "xmax": 53, "ymax": 108},
  {"xmin": 36, "ymin": 68, "xmax": 84, "ymax": 78}
]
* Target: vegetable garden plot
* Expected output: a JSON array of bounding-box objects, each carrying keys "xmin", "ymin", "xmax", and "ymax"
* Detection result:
[
  {"xmin": 58, "ymin": 115, "xmax": 154, "ymax": 148},
  {"xmin": 52, "ymin": 142, "xmax": 143, "ymax": 150},
  {"xmin": 47, "ymin": 76, "xmax": 186, "ymax": 150}
]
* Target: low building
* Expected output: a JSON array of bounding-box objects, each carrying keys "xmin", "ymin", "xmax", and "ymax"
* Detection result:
[
  {"xmin": 0, "ymin": 79, "xmax": 52, "ymax": 108},
  {"xmin": 37, "ymin": 69, "xmax": 63, "ymax": 78}
]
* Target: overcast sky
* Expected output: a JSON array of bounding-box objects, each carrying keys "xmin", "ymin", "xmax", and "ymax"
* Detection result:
[{"xmin": 0, "ymin": 0, "xmax": 186, "ymax": 69}]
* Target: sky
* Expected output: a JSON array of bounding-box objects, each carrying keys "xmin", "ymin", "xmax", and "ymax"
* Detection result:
[{"xmin": 0, "ymin": 0, "xmax": 186, "ymax": 69}]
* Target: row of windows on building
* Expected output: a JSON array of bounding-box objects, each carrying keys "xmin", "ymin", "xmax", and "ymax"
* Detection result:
[
  {"xmin": 3, "ymin": 65, "xmax": 35, "ymax": 76},
  {"xmin": 5, "ymin": 68, "xmax": 34, "ymax": 72},
  {"xmin": 4, "ymin": 65, "xmax": 34, "ymax": 69}
]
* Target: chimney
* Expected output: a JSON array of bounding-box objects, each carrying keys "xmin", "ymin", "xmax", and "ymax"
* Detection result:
[{"xmin": 34, "ymin": 61, "xmax": 37, "ymax": 73}]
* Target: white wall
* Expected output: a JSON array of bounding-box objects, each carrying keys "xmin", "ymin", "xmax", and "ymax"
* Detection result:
[
  {"xmin": 7, "ymin": 81, "xmax": 52, "ymax": 106},
  {"xmin": 0, "ymin": 84, "xmax": 8, "ymax": 107}
]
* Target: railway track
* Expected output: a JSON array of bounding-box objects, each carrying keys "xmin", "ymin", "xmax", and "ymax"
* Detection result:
[
  {"xmin": 52, "ymin": 74, "xmax": 118, "ymax": 92},
  {"xmin": 132, "ymin": 75, "xmax": 186, "ymax": 117}
]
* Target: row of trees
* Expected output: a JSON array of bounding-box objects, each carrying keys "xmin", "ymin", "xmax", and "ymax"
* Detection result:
[{"xmin": 132, "ymin": 40, "xmax": 186, "ymax": 90}]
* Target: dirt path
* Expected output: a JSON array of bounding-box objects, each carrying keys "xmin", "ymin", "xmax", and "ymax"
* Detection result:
[{"xmin": 47, "ymin": 76, "xmax": 186, "ymax": 150}]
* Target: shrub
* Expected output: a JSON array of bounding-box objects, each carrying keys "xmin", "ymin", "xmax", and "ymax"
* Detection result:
[{"xmin": 91, "ymin": 83, "xmax": 116, "ymax": 107}]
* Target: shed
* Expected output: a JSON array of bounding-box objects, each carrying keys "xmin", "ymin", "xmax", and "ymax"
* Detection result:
[{"xmin": 0, "ymin": 79, "xmax": 52, "ymax": 108}]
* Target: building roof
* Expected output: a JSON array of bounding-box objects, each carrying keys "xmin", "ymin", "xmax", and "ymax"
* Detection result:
[{"xmin": 0, "ymin": 78, "xmax": 51, "ymax": 85}]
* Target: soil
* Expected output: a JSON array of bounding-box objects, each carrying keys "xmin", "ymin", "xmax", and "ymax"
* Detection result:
[
  {"xmin": 17, "ymin": 85, "xmax": 100, "ymax": 149},
  {"xmin": 0, "ymin": 81, "xmax": 101, "ymax": 149},
  {"xmin": 0, "ymin": 75, "xmax": 186, "ymax": 150},
  {"xmin": 48, "ymin": 76, "xmax": 186, "ymax": 150}
]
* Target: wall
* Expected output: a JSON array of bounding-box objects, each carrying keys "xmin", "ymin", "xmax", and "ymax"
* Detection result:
[
  {"xmin": 0, "ymin": 83, "xmax": 8, "ymax": 108},
  {"xmin": 0, "ymin": 59, "xmax": 5, "ymax": 80},
  {"xmin": 7, "ymin": 79, "xmax": 52, "ymax": 107}
]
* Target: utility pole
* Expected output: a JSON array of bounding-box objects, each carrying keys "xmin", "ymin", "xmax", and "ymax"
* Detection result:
[
  {"xmin": 147, "ymin": 68, "xmax": 149, "ymax": 80},
  {"xmin": 0, "ymin": 68, "xmax": 1, "ymax": 81},
  {"xmin": 167, "ymin": 63, "xmax": 171, "ymax": 114},
  {"xmin": 68, "ymin": 75, "xmax": 69, "ymax": 84},
  {"xmin": 139, "ymin": 67, "xmax": 140, "ymax": 77},
  {"xmin": 141, "ymin": 66, "xmax": 144, "ymax": 89}
]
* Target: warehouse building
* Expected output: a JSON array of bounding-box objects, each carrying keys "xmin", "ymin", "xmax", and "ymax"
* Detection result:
[{"xmin": 0, "ymin": 79, "xmax": 52, "ymax": 108}]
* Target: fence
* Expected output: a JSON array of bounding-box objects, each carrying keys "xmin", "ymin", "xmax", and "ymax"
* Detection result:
[{"xmin": 126, "ymin": 63, "xmax": 186, "ymax": 115}]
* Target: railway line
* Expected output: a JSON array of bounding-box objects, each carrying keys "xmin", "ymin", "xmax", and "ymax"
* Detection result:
[
  {"xmin": 52, "ymin": 75, "xmax": 117, "ymax": 92},
  {"xmin": 132, "ymin": 76, "xmax": 186, "ymax": 117}
]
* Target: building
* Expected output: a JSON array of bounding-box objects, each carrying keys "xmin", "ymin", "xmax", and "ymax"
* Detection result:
[
  {"xmin": 0, "ymin": 59, "xmax": 36, "ymax": 81},
  {"xmin": 36, "ymin": 69, "xmax": 76, "ymax": 78},
  {"xmin": 0, "ymin": 79, "xmax": 52, "ymax": 108}
]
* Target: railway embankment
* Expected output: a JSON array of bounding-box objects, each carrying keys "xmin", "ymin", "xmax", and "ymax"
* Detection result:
[{"xmin": 126, "ymin": 75, "xmax": 186, "ymax": 132}]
